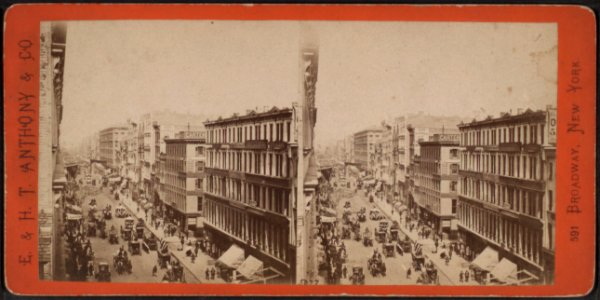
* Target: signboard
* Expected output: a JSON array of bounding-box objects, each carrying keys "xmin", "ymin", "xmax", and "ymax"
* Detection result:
[
  {"xmin": 450, "ymin": 219, "xmax": 459, "ymax": 231},
  {"xmin": 188, "ymin": 217, "xmax": 197, "ymax": 225},
  {"xmin": 547, "ymin": 107, "xmax": 557, "ymax": 144}
]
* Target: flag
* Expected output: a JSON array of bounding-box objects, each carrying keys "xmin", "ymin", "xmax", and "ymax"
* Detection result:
[
  {"xmin": 159, "ymin": 239, "xmax": 169, "ymax": 253},
  {"xmin": 413, "ymin": 241, "xmax": 422, "ymax": 255}
]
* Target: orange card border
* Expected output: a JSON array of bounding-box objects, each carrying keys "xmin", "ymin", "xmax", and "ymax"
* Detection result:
[{"xmin": 3, "ymin": 4, "xmax": 596, "ymax": 296}]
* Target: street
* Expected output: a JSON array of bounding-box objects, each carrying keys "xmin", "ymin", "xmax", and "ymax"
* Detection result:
[
  {"xmin": 316, "ymin": 181, "xmax": 456, "ymax": 285},
  {"xmin": 79, "ymin": 186, "xmax": 198, "ymax": 283}
]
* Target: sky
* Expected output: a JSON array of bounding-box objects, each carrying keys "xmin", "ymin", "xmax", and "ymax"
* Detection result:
[{"xmin": 60, "ymin": 20, "xmax": 557, "ymax": 148}]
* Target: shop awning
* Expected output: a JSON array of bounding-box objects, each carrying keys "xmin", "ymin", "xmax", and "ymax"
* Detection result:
[
  {"xmin": 393, "ymin": 202, "xmax": 407, "ymax": 212},
  {"xmin": 217, "ymin": 244, "xmax": 245, "ymax": 269},
  {"xmin": 236, "ymin": 255, "xmax": 263, "ymax": 280},
  {"xmin": 66, "ymin": 213, "xmax": 82, "ymax": 220},
  {"xmin": 490, "ymin": 258, "xmax": 518, "ymax": 283},
  {"xmin": 319, "ymin": 207, "xmax": 337, "ymax": 217},
  {"xmin": 363, "ymin": 179, "xmax": 376, "ymax": 186},
  {"xmin": 471, "ymin": 246, "xmax": 499, "ymax": 271},
  {"xmin": 67, "ymin": 204, "xmax": 82, "ymax": 213},
  {"xmin": 320, "ymin": 216, "xmax": 337, "ymax": 223}
]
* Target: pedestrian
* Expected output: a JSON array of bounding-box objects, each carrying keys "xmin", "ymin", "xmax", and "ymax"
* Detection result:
[
  {"xmin": 205, "ymin": 268, "xmax": 210, "ymax": 280},
  {"xmin": 152, "ymin": 265, "xmax": 158, "ymax": 277},
  {"xmin": 191, "ymin": 252, "xmax": 196, "ymax": 263},
  {"xmin": 210, "ymin": 267, "xmax": 216, "ymax": 280},
  {"xmin": 465, "ymin": 270, "xmax": 470, "ymax": 282},
  {"xmin": 459, "ymin": 270, "xmax": 464, "ymax": 282},
  {"xmin": 342, "ymin": 265, "xmax": 347, "ymax": 278},
  {"xmin": 406, "ymin": 267, "xmax": 412, "ymax": 279}
]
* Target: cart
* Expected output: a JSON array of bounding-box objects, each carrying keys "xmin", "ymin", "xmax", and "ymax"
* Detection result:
[
  {"xmin": 129, "ymin": 239, "xmax": 142, "ymax": 255},
  {"xmin": 95, "ymin": 261, "xmax": 111, "ymax": 282},
  {"xmin": 383, "ymin": 243, "xmax": 395, "ymax": 257},
  {"xmin": 349, "ymin": 266, "xmax": 365, "ymax": 285}
]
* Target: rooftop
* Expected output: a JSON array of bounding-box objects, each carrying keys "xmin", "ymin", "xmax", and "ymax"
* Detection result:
[
  {"xmin": 204, "ymin": 106, "xmax": 292, "ymax": 126},
  {"xmin": 458, "ymin": 108, "xmax": 548, "ymax": 128}
]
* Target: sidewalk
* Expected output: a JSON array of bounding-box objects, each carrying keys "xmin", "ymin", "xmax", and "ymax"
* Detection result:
[
  {"xmin": 119, "ymin": 192, "xmax": 225, "ymax": 284},
  {"xmin": 371, "ymin": 194, "xmax": 473, "ymax": 285}
]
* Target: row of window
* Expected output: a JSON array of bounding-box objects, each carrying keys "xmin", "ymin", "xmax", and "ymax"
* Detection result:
[
  {"xmin": 457, "ymin": 202, "xmax": 543, "ymax": 265},
  {"xmin": 207, "ymin": 120, "xmax": 292, "ymax": 144},
  {"xmin": 205, "ymin": 174, "xmax": 290, "ymax": 217},
  {"xmin": 461, "ymin": 122, "xmax": 545, "ymax": 146},
  {"xmin": 462, "ymin": 152, "xmax": 548, "ymax": 181},
  {"xmin": 460, "ymin": 177, "xmax": 544, "ymax": 218},
  {"xmin": 205, "ymin": 199, "xmax": 290, "ymax": 262},
  {"xmin": 207, "ymin": 150, "xmax": 290, "ymax": 178}
]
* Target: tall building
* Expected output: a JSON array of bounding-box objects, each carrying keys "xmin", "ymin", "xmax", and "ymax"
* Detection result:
[
  {"xmin": 413, "ymin": 133, "xmax": 461, "ymax": 235},
  {"xmin": 137, "ymin": 111, "xmax": 206, "ymax": 200},
  {"xmin": 353, "ymin": 128, "xmax": 382, "ymax": 172},
  {"xmin": 456, "ymin": 107, "xmax": 556, "ymax": 284},
  {"xmin": 393, "ymin": 113, "xmax": 464, "ymax": 205},
  {"xmin": 98, "ymin": 126, "xmax": 128, "ymax": 171},
  {"xmin": 38, "ymin": 22, "xmax": 68, "ymax": 280},
  {"xmin": 203, "ymin": 107, "xmax": 298, "ymax": 283},
  {"xmin": 163, "ymin": 131, "xmax": 207, "ymax": 232}
]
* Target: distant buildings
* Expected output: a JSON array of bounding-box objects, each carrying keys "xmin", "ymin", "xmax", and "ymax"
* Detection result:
[
  {"xmin": 353, "ymin": 128, "xmax": 383, "ymax": 172},
  {"xmin": 413, "ymin": 133, "xmax": 461, "ymax": 236},
  {"xmin": 99, "ymin": 126, "xmax": 128, "ymax": 170},
  {"xmin": 456, "ymin": 106, "xmax": 556, "ymax": 284}
]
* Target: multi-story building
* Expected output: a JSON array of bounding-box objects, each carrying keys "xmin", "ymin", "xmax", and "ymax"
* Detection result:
[
  {"xmin": 163, "ymin": 131, "xmax": 207, "ymax": 232},
  {"xmin": 203, "ymin": 107, "xmax": 298, "ymax": 283},
  {"xmin": 393, "ymin": 113, "xmax": 464, "ymax": 206},
  {"xmin": 38, "ymin": 22, "xmax": 67, "ymax": 280},
  {"xmin": 98, "ymin": 126, "xmax": 128, "ymax": 171},
  {"xmin": 138, "ymin": 111, "xmax": 206, "ymax": 200},
  {"xmin": 353, "ymin": 128, "xmax": 382, "ymax": 172},
  {"xmin": 124, "ymin": 120, "xmax": 139, "ymax": 191},
  {"xmin": 413, "ymin": 134, "xmax": 461, "ymax": 235},
  {"xmin": 456, "ymin": 106, "xmax": 556, "ymax": 284}
]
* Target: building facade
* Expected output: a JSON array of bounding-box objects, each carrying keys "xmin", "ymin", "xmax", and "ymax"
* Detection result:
[
  {"xmin": 456, "ymin": 107, "xmax": 556, "ymax": 284},
  {"xmin": 353, "ymin": 128, "xmax": 382, "ymax": 172},
  {"xmin": 203, "ymin": 107, "xmax": 299, "ymax": 282},
  {"xmin": 38, "ymin": 22, "xmax": 68, "ymax": 280},
  {"xmin": 163, "ymin": 131, "xmax": 207, "ymax": 231},
  {"xmin": 98, "ymin": 126, "xmax": 128, "ymax": 170},
  {"xmin": 413, "ymin": 134, "xmax": 461, "ymax": 235}
]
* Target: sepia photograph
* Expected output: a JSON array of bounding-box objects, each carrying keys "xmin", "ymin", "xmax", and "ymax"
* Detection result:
[{"xmin": 38, "ymin": 19, "xmax": 557, "ymax": 286}]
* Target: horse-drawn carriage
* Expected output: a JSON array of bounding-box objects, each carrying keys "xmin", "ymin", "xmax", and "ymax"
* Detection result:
[
  {"xmin": 367, "ymin": 256, "xmax": 387, "ymax": 277},
  {"xmin": 389, "ymin": 221, "xmax": 401, "ymax": 241},
  {"xmin": 341, "ymin": 225, "xmax": 352, "ymax": 240},
  {"xmin": 87, "ymin": 221, "xmax": 97, "ymax": 237},
  {"xmin": 95, "ymin": 261, "xmax": 111, "ymax": 282},
  {"xmin": 163, "ymin": 261, "xmax": 186, "ymax": 283},
  {"xmin": 357, "ymin": 207, "xmax": 367, "ymax": 222},
  {"xmin": 411, "ymin": 251, "xmax": 426, "ymax": 271},
  {"xmin": 349, "ymin": 266, "xmax": 365, "ymax": 285},
  {"xmin": 417, "ymin": 262, "xmax": 439, "ymax": 285},
  {"xmin": 143, "ymin": 233, "xmax": 158, "ymax": 251},
  {"xmin": 383, "ymin": 243, "xmax": 395, "ymax": 257},
  {"xmin": 369, "ymin": 209, "xmax": 384, "ymax": 221},
  {"xmin": 129, "ymin": 239, "xmax": 142, "ymax": 255},
  {"xmin": 121, "ymin": 227, "xmax": 132, "ymax": 241},
  {"xmin": 375, "ymin": 229, "xmax": 387, "ymax": 244},
  {"xmin": 97, "ymin": 219, "xmax": 107, "ymax": 239},
  {"xmin": 135, "ymin": 220, "xmax": 145, "ymax": 239},
  {"xmin": 103, "ymin": 206, "xmax": 112, "ymax": 220},
  {"xmin": 113, "ymin": 252, "xmax": 132, "ymax": 275},
  {"xmin": 157, "ymin": 249, "xmax": 171, "ymax": 269},
  {"xmin": 363, "ymin": 228, "xmax": 373, "ymax": 247},
  {"xmin": 115, "ymin": 206, "xmax": 127, "ymax": 218},
  {"xmin": 343, "ymin": 201, "xmax": 351, "ymax": 209},
  {"xmin": 108, "ymin": 226, "xmax": 119, "ymax": 244}
]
